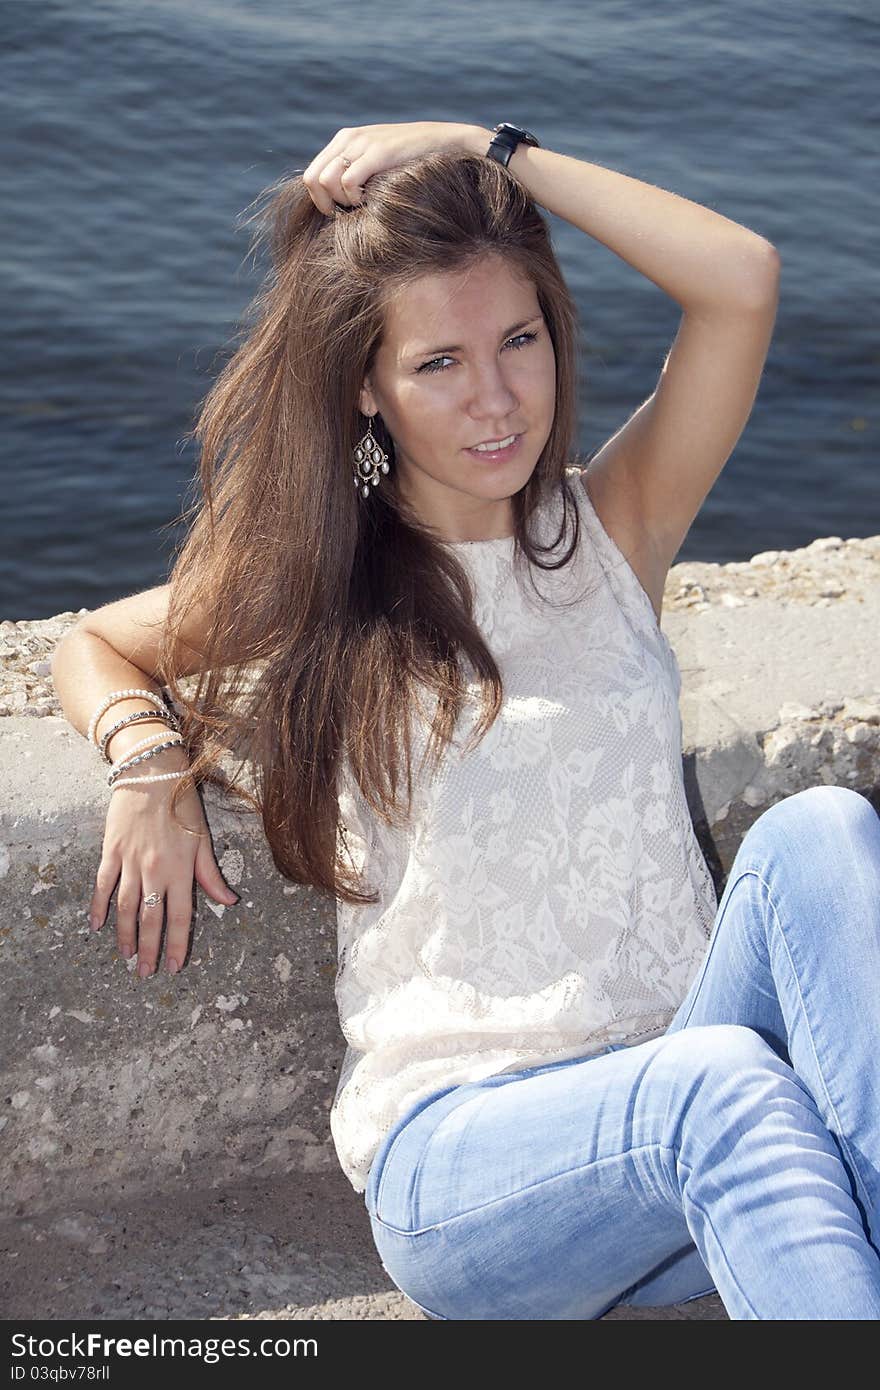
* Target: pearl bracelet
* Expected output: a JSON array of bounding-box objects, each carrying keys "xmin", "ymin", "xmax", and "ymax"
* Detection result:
[
  {"xmin": 109, "ymin": 769, "xmax": 189, "ymax": 792},
  {"xmin": 88, "ymin": 687, "xmax": 173, "ymax": 749},
  {"xmin": 92, "ymin": 689, "xmax": 192, "ymax": 794},
  {"xmin": 110, "ymin": 729, "xmax": 186, "ymax": 765},
  {"xmin": 108, "ymin": 736, "xmax": 184, "ymax": 787}
]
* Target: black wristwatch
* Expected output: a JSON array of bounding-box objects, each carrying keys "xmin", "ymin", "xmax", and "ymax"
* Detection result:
[{"xmin": 486, "ymin": 122, "xmax": 541, "ymax": 167}]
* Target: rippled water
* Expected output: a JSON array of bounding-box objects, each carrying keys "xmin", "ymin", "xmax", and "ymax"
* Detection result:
[{"xmin": 2, "ymin": 0, "xmax": 876, "ymax": 618}]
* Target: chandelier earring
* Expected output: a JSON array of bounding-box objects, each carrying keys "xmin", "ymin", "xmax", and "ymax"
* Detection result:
[{"xmin": 352, "ymin": 412, "xmax": 391, "ymax": 500}]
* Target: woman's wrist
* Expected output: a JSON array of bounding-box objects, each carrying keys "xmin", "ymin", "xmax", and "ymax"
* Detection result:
[
  {"xmin": 107, "ymin": 743, "xmax": 192, "ymax": 795},
  {"xmin": 464, "ymin": 125, "xmax": 495, "ymax": 157},
  {"xmin": 100, "ymin": 715, "xmax": 180, "ymax": 763},
  {"xmin": 109, "ymin": 736, "xmax": 190, "ymax": 772}
]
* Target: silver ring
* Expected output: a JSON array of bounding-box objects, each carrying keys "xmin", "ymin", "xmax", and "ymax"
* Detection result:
[
  {"xmin": 341, "ymin": 156, "xmax": 351, "ymax": 168},
  {"xmin": 143, "ymin": 891, "xmax": 163, "ymax": 908}
]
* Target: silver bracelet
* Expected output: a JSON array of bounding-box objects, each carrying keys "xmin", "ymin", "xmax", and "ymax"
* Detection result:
[
  {"xmin": 107, "ymin": 737, "xmax": 184, "ymax": 787},
  {"xmin": 109, "ymin": 730, "xmax": 185, "ymax": 763},
  {"xmin": 88, "ymin": 687, "xmax": 171, "ymax": 749},
  {"xmin": 98, "ymin": 708, "xmax": 179, "ymax": 763}
]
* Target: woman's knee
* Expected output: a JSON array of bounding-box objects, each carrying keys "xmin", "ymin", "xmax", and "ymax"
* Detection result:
[
  {"xmin": 662, "ymin": 1021, "xmax": 775, "ymax": 1067},
  {"xmin": 734, "ymin": 786, "xmax": 880, "ymax": 901},
  {"xmin": 753, "ymin": 784, "xmax": 877, "ymax": 841},
  {"xmin": 659, "ymin": 1023, "xmax": 806, "ymax": 1108}
]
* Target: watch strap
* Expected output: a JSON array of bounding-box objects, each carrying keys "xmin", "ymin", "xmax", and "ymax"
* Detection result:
[{"xmin": 486, "ymin": 123, "xmax": 540, "ymax": 167}]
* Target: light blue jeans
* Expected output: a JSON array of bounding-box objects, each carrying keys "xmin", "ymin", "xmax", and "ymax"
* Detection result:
[{"xmin": 363, "ymin": 785, "xmax": 880, "ymax": 1319}]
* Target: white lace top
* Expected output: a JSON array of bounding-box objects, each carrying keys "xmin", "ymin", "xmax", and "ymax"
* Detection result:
[{"xmin": 330, "ymin": 468, "xmax": 717, "ymax": 1194}]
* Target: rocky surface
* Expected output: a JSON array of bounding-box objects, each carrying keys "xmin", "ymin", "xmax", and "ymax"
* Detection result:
[
  {"xmin": 3, "ymin": 529, "xmax": 877, "ymax": 1324},
  {"xmin": 3, "ymin": 530, "xmax": 878, "ymax": 717},
  {"xmin": 0, "ymin": 1173, "xmax": 725, "ymax": 1321}
]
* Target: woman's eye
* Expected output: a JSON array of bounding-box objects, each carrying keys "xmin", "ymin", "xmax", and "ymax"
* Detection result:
[{"xmin": 417, "ymin": 330, "xmax": 539, "ymax": 375}]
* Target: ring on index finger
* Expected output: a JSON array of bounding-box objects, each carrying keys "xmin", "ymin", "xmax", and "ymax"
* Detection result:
[{"xmin": 143, "ymin": 891, "xmax": 163, "ymax": 908}]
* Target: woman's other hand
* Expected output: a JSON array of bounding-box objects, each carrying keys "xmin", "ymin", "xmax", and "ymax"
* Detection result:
[
  {"xmin": 88, "ymin": 746, "xmax": 238, "ymax": 977},
  {"xmin": 301, "ymin": 121, "xmax": 485, "ymax": 215}
]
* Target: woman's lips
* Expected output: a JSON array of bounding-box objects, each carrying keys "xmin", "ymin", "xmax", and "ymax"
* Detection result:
[{"xmin": 465, "ymin": 432, "xmax": 524, "ymax": 463}]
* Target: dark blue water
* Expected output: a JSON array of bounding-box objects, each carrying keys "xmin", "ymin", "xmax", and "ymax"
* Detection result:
[{"xmin": 2, "ymin": 0, "xmax": 877, "ymax": 620}]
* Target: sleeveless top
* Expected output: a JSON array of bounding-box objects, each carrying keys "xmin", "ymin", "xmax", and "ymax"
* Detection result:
[{"xmin": 330, "ymin": 468, "xmax": 718, "ymax": 1194}]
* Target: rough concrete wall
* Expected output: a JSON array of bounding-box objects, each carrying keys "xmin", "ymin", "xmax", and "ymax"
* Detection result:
[{"xmin": 1, "ymin": 530, "xmax": 878, "ymax": 1221}]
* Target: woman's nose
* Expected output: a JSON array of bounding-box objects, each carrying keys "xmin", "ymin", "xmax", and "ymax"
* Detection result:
[{"xmin": 466, "ymin": 364, "xmax": 519, "ymax": 414}]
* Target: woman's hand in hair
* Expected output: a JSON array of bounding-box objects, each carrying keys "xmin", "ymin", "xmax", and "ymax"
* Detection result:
[{"xmin": 301, "ymin": 121, "xmax": 484, "ymax": 215}]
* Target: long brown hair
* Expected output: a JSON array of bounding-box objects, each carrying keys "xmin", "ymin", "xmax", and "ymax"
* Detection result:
[{"xmin": 157, "ymin": 149, "xmax": 589, "ymax": 906}]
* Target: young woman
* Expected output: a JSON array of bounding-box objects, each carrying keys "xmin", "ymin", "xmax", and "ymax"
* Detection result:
[{"xmin": 51, "ymin": 121, "xmax": 880, "ymax": 1320}]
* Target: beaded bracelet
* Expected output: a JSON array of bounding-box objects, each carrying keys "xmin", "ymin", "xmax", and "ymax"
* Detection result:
[
  {"xmin": 91, "ymin": 688, "xmax": 192, "ymax": 795},
  {"xmin": 107, "ymin": 735, "xmax": 184, "ymax": 786},
  {"xmin": 110, "ymin": 733, "xmax": 184, "ymax": 773},
  {"xmin": 109, "ymin": 729, "xmax": 187, "ymax": 764},
  {"xmin": 110, "ymin": 769, "xmax": 188, "ymax": 792},
  {"xmin": 99, "ymin": 707, "xmax": 180, "ymax": 763},
  {"xmin": 88, "ymin": 688, "xmax": 172, "ymax": 749},
  {"xmin": 107, "ymin": 737, "xmax": 185, "ymax": 787}
]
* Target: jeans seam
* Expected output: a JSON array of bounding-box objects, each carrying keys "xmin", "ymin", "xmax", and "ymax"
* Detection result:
[
  {"xmin": 674, "ymin": 1151, "xmax": 759, "ymax": 1319},
  {"xmin": 674, "ymin": 866, "xmax": 757, "ymax": 1031},
  {"xmin": 755, "ymin": 867, "xmax": 874, "ymax": 1224},
  {"xmin": 684, "ymin": 862, "xmax": 874, "ymax": 1232},
  {"xmin": 372, "ymin": 1120, "xmax": 415, "ymax": 1221},
  {"xmin": 369, "ymin": 1138, "xmax": 684, "ymax": 1236},
  {"xmin": 410, "ymin": 1298, "xmax": 447, "ymax": 1320},
  {"xmin": 374, "ymin": 1142, "xmax": 725, "ymax": 1314},
  {"xmin": 678, "ymin": 1285, "xmax": 718, "ymax": 1303},
  {"xmin": 370, "ymin": 1085, "xmax": 464, "ymax": 1218}
]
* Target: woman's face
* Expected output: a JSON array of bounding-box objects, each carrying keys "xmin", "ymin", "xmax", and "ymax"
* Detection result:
[{"xmin": 359, "ymin": 254, "xmax": 557, "ymax": 543}]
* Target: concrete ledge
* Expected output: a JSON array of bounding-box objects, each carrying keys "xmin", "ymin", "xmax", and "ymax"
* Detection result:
[{"xmin": 1, "ymin": 529, "xmax": 878, "ymax": 1319}]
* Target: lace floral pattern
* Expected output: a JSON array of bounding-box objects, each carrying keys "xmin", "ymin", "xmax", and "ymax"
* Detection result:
[{"xmin": 331, "ymin": 469, "xmax": 717, "ymax": 1194}]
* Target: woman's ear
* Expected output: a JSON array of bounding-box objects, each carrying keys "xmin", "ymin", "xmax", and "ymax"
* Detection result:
[{"xmin": 359, "ymin": 376, "xmax": 378, "ymax": 419}]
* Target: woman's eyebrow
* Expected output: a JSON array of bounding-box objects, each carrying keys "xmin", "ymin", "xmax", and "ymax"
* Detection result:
[{"xmin": 407, "ymin": 315, "xmax": 543, "ymax": 360}]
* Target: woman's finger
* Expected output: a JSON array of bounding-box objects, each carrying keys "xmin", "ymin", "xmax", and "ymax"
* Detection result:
[
  {"xmin": 301, "ymin": 127, "xmax": 353, "ymax": 183},
  {"xmin": 90, "ymin": 849, "xmax": 120, "ymax": 932},
  {"xmin": 163, "ymin": 878, "xmax": 194, "ymax": 976},
  {"xmin": 312, "ymin": 154, "xmax": 352, "ymax": 214},
  {"xmin": 302, "ymin": 127, "xmax": 356, "ymax": 213},
  {"xmin": 135, "ymin": 874, "xmax": 166, "ymax": 979},
  {"xmin": 115, "ymin": 861, "xmax": 142, "ymax": 962},
  {"xmin": 339, "ymin": 157, "xmax": 368, "ymax": 204}
]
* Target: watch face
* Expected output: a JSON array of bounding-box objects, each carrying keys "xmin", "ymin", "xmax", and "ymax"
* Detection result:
[{"xmin": 494, "ymin": 123, "xmax": 538, "ymax": 146}]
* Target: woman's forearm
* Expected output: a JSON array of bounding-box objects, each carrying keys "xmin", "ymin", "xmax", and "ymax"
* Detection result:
[
  {"xmin": 51, "ymin": 629, "xmax": 188, "ymax": 767},
  {"xmin": 465, "ymin": 126, "xmax": 778, "ymax": 315}
]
